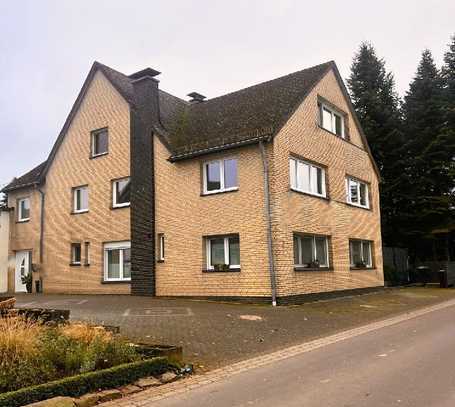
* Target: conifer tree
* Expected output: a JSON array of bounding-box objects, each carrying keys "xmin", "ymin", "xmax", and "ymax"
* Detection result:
[{"xmin": 348, "ymin": 43, "xmax": 406, "ymax": 247}]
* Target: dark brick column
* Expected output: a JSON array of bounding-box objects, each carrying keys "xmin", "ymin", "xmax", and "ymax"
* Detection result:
[{"xmin": 130, "ymin": 74, "xmax": 160, "ymax": 296}]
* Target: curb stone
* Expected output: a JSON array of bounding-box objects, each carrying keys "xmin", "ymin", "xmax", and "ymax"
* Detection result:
[{"xmin": 102, "ymin": 298, "xmax": 455, "ymax": 406}]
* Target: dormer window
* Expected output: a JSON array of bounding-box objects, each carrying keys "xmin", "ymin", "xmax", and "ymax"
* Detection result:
[
  {"xmin": 91, "ymin": 128, "xmax": 108, "ymax": 157},
  {"xmin": 319, "ymin": 102, "xmax": 345, "ymax": 138}
]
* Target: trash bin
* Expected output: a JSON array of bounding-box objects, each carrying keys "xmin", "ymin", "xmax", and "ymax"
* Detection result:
[
  {"xmin": 416, "ymin": 266, "xmax": 431, "ymax": 285},
  {"xmin": 439, "ymin": 269, "xmax": 448, "ymax": 288}
]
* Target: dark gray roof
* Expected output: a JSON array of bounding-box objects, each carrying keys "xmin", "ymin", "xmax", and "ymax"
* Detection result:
[
  {"xmin": 2, "ymin": 161, "xmax": 46, "ymax": 192},
  {"xmin": 3, "ymin": 59, "xmax": 379, "ymax": 193}
]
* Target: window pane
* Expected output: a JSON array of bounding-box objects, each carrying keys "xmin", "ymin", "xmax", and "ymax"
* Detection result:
[
  {"xmin": 210, "ymin": 238, "xmax": 225, "ymax": 266},
  {"xmin": 123, "ymin": 248, "xmax": 131, "ymax": 279},
  {"xmin": 322, "ymin": 108, "xmax": 332, "ymax": 131},
  {"xmin": 362, "ymin": 242, "xmax": 371, "ymax": 267},
  {"xmin": 335, "ymin": 114, "xmax": 342, "ymax": 136},
  {"xmin": 316, "ymin": 167, "xmax": 324, "ymax": 195},
  {"xmin": 350, "ymin": 241, "xmax": 362, "ymax": 266},
  {"xmin": 94, "ymin": 130, "xmax": 108, "ymax": 155},
  {"xmin": 302, "ymin": 236, "xmax": 314, "ymax": 266},
  {"xmin": 206, "ymin": 162, "xmax": 221, "ymax": 191},
  {"xmin": 297, "ymin": 161, "xmax": 310, "ymax": 192},
  {"xmin": 359, "ymin": 183, "xmax": 367, "ymax": 207},
  {"xmin": 107, "ymin": 249, "xmax": 120, "ymax": 279},
  {"xmin": 76, "ymin": 187, "xmax": 88, "ymax": 211},
  {"xmin": 349, "ymin": 179, "xmax": 358, "ymax": 203},
  {"xmin": 20, "ymin": 199, "xmax": 30, "ymax": 219},
  {"xmin": 115, "ymin": 178, "xmax": 130, "ymax": 205},
  {"xmin": 72, "ymin": 244, "xmax": 81, "ymax": 263},
  {"xmin": 224, "ymin": 159, "xmax": 238, "ymax": 189},
  {"xmin": 290, "ymin": 159, "xmax": 297, "ymax": 189},
  {"xmin": 228, "ymin": 236, "xmax": 240, "ymax": 266},
  {"xmin": 293, "ymin": 235, "xmax": 300, "ymax": 265},
  {"xmin": 315, "ymin": 237, "xmax": 328, "ymax": 266}
]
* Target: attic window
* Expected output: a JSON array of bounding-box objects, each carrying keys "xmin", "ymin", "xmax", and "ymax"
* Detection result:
[
  {"xmin": 91, "ymin": 128, "xmax": 108, "ymax": 157},
  {"xmin": 318, "ymin": 102, "xmax": 345, "ymax": 138}
]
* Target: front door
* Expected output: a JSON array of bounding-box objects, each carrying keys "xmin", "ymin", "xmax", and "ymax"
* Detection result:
[{"xmin": 15, "ymin": 251, "xmax": 30, "ymax": 293}]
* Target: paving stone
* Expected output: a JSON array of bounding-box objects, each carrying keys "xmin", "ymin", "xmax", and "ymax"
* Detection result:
[
  {"xmin": 135, "ymin": 376, "xmax": 161, "ymax": 388},
  {"xmin": 159, "ymin": 371, "xmax": 178, "ymax": 383},
  {"xmin": 119, "ymin": 384, "xmax": 142, "ymax": 395},
  {"xmin": 97, "ymin": 389, "xmax": 122, "ymax": 402},
  {"xmin": 74, "ymin": 393, "xmax": 100, "ymax": 407},
  {"xmin": 27, "ymin": 397, "xmax": 75, "ymax": 407}
]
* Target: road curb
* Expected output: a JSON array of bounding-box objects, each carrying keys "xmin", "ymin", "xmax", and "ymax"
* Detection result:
[{"xmin": 105, "ymin": 298, "xmax": 455, "ymax": 406}]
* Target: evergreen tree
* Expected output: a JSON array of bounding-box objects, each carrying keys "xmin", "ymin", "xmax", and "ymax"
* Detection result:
[
  {"xmin": 347, "ymin": 43, "xmax": 407, "ymax": 247},
  {"xmin": 402, "ymin": 49, "xmax": 452, "ymax": 258}
]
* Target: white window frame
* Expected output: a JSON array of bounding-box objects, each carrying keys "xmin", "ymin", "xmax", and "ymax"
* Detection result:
[
  {"xmin": 103, "ymin": 241, "xmax": 131, "ymax": 282},
  {"xmin": 346, "ymin": 177, "xmax": 370, "ymax": 209},
  {"xmin": 320, "ymin": 102, "xmax": 345, "ymax": 138},
  {"xmin": 294, "ymin": 234, "xmax": 330, "ymax": 268},
  {"xmin": 158, "ymin": 233, "xmax": 165, "ymax": 261},
  {"xmin": 202, "ymin": 158, "xmax": 239, "ymax": 195},
  {"xmin": 112, "ymin": 177, "xmax": 131, "ymax": 208},
  {"xmin": 91, "ymin": 128, "xmax": 108, "ymax": 157},
  {"xmin": 17, "ymin": 198, "xmax": 30, "ymax": 222},
  {"xmin": 289, "ymin": 158, "xmax": 327, "ymax": 198},
  {"xmin": 71, "ymin": 243, "xmax": 82, "ymax": 265},
  {"xmin": 73, "ymin": 185, "xmax": 89, "ymax": 213},
  {"xmin": 206, "ymin": 236, "xmax": 240, "ymax": 270},
  {"xmin": 349, "ymin": 239, "xmax": 373, "ymax": 268}
]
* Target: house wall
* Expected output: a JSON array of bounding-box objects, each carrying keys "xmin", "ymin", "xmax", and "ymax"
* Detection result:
[
  {"xmin": 154, "ymin": 137, "xmax": 272, "ymax": 297},
  {"xmin": 270, "ymin": 69, "xmax": 384, "ymax": 297},
  {"xmin": 7, "ymin": 187, "xmax": 42, "ymax": 292},
  {"xmin": 0, "ymin": 210, "xmax": 10, "ymax": 293},
  {"xmin": 41, "ymin": 70, "xmax": 131, "ymax": 294}
]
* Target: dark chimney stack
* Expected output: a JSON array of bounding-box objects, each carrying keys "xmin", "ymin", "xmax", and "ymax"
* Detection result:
[{"xmin": 187, "ymin": 92, "xmax": 206, "ymax": 104}]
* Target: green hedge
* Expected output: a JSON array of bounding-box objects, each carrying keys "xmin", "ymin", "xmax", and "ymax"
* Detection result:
[{"xmin": 0, "ymin": 357, "xmax": 169, "ymax": 407}]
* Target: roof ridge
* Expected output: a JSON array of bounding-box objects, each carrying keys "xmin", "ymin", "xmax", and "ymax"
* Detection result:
[{"xmin": 192, "ymin": 60, "xmax": 334, "ymax": 105}]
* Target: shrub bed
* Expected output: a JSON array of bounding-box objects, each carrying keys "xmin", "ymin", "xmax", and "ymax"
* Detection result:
[{"xmin": 0, "ymin": 357, "xmax": 169, "ymax": 407}]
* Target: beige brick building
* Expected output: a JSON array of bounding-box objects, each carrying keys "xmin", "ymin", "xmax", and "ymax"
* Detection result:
[{"xmin": 2, "ymin": 60, "xmax": 383, "ymax": 302}]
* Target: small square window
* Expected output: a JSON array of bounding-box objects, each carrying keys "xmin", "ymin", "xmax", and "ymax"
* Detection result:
[
  {"xmin": 319, "ymin": 102, "xmax": 345, "ymax": 138},
  {"xmin": 203, "ymin": 159, "xmax": 238, "ymax": 194},
  {"xmin": 206, "ymin": 235, "xmax": 240, "ymax": 271},
  {"xmin": 17, "ymin": 198, "xmax": 30, "ymax": 222},
  {"xmin": 112, "ymin": 177, "xmax": 131, "ymax": 208},
  {"xmin": 73, "ymin": 186, "xmax": 88, "ymax": 213},
  {"xmin": 346, "ymin": 177, "xmax": 369, "ymax": 209},
  {"xmin": 349, "ymin": 240, "xmax": 373, "ymax": 268},
  {"xmin": 91, "ymin": 128, "xmax": 108, "ymax": 157},
  {"xmin": 71, "ymin": 243, "xmax": 82, "ymax": 265},
  {"xmin": 289, "ymin": 158, "xmax": 326, "ymax": 198}
]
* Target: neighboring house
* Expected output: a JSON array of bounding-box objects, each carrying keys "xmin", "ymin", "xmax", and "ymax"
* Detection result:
[
  {"xmin": 1, "ymin": 60, "xmax": 384, "ymax": 303},
  {"xmin": 0, "ymin": 207, "xmax": 10, "ymax": 293}
]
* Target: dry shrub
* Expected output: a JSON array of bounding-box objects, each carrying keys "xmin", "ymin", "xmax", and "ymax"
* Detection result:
[
  {"xmin": 0, "ymin": 317, "xmax": 43, "ymax": 364},
  {"xmin": 60, "ymin": 322, "xmax": 113, "ymax": 344}
]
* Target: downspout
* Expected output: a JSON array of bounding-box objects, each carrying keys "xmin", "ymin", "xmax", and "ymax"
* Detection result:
[
  {"xmin": 37, "ymin": 187, "xmax": 45, "ymax": 263},
  {"xmin": 259, "ymin": 140, "xmax": 277, "ymax": 306}
]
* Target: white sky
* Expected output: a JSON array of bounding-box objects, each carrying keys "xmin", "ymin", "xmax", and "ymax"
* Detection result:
[{"xmin": 0, "ymin": 0, "xmax": 454, "ymax": 187}]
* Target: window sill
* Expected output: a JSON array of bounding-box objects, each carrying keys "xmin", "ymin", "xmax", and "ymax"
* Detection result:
[
  {"xmin": 202, "ymin": 268, "xmax": 241, "ymax": 273},
  {"xmin": 201, "ymin": 188, "xmax": 239, "ymax": 197},
  {"xmin": 290, "ymin": 188, "xmax": 329, "ymax": 201},
  {"xmin": 345, "ymin": 202, "xmax": 371, "ymax": 211},
  {"xmin": 16, "ymin": 219, "xmax": 30, "ymax": 224},
  {"xmin": 110, "ymin": 204, "xmax": 130, "ymax": 210},
  {"xmin": 350, "ymin": 267, "xmax": 375, "ymax": 271},
  {"xmin": 89, "ymin": 152, "xmax": 108, "ymax": 160},
  {"xmin": 69, "ymin": 263, "xmax": 81, "ymax": 267},
  {"xmin": 317, "ymin": 124, "xmax": 345, "ymax": 139},
  {"xmin": 71, "ymin": 210, "xmax": 89, "ymax": 215},
  {"xmin": 101, "ymin": 279, "xmax": 131, "ymax": 284},
  {"xmin": 294, "ymin": 266, "xmax": 332, "ymax": 272}
]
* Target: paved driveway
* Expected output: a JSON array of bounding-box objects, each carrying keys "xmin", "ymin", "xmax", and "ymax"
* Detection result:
[{"xmin": 13, "ymin": 287, "xmax": 455, "ymax": 372}]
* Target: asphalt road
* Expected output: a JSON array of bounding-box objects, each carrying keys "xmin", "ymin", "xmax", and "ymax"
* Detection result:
[{"xmin": 152, "ymin": 303, "xmax": 455, "ymax": 407}]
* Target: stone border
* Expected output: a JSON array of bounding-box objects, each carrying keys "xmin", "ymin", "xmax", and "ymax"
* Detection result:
[{"xmin": 105, "ymin": 298, "xmax": 455, "ymax": 406}]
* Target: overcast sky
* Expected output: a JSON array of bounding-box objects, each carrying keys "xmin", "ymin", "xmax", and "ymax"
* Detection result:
[{"xmin": 0, "ymin": 0, "xmax": 453, "ymax": 188}]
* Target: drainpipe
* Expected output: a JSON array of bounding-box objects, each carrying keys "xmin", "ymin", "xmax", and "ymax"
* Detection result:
[
  {"xmin": 259, "ymin": 140, "xmax": 277, "ymax": 306},
  {"xmin": 37, "ymin": 188, "xmax": 45, "ymax": 263}
]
